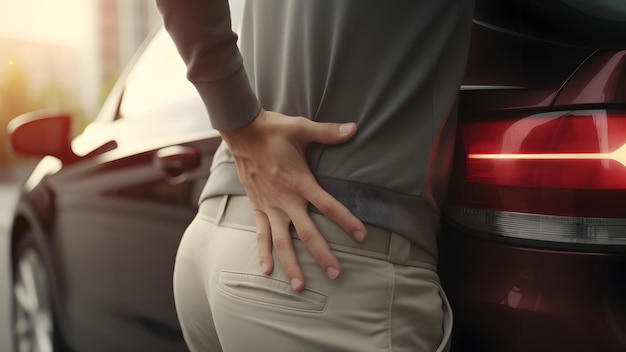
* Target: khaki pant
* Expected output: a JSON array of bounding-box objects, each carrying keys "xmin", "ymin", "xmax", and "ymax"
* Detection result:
[{"xmin": 174, "ymin": 195, "xmax": 452, "ymax": 351}]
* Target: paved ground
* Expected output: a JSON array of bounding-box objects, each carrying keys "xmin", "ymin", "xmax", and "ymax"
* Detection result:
[{"xmin": 0, "ymin": 181, "xmax": 20, "ymax": 352}]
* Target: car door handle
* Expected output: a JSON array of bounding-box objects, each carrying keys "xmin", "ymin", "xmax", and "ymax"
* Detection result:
[{"xmin": 153, "ymin": 145, "xmax": 201, "ymax": 180}]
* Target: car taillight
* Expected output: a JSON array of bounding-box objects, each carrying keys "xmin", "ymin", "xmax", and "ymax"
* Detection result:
[{"xmin": 444, "ymin": 109, "xmax": 626, "ymax": 248}]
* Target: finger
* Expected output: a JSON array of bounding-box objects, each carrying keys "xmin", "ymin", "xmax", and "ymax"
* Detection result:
[
  {"xmin": 294, "ymin": 174, "xmax": 367, "ymax": 242},
  {"xmin": 266, "ymin": 209, "xmax": 306, "ymax": 291},
  {"xmin": 254, "ymin": 210, "xmax": 274, "ymax": 275},
  {"xmin": 312, "ymin": 191, "xmax": 367, "ymax": 242},
  {"xmin": 288, "ymin": 206, "xmax": 342, "ymax": 280},
  {"xmin": 296, "ymin": 118, "xmax": 357, "ymax": 145}
]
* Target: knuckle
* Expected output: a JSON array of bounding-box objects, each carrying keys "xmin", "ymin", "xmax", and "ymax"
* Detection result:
[
  {"xmin": 297, "ymin": 228, "xmax": 316, "ymax": 244},
  {"xmin": 272, "ymin": 165, "xmax": 289, "ymax": 182},
  {"xmin": 281, "ymin": 117, "xmax": 302, "ymax": 135},
  {"xmin": 288, "ymin": 176, "xmax": 303, "ymax": 192},
  {"xmin": 292, "ymin": 115, "xmax": 308, "ymax": 127},
  {"xmin": 269, "ymin": 164, "xmax": 281, "ymax": 178},
  {"xmin": 271, "ymin": 236, "xmax": 290, "ymax": 251},
  {"xmin": 256, "ymin": 230, "xmax": 268, "ymax": 242},
  {"xmin": 315, "ymin": 201, "xmax": 335, "ymax": 218}
]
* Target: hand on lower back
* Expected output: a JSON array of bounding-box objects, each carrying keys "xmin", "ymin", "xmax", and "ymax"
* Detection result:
[{"xmin": 219, "ymin": 109, "xmax": 367, "ymax": 291}]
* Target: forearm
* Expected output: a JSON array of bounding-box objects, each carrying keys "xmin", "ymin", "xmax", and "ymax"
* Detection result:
[
  {"xmin": 155, "ymin": 0, "xmax": 260, "ymax": 130},
  {"xmin": 156, "ymin": 1, "xmax": 366, "ymax": 290}
]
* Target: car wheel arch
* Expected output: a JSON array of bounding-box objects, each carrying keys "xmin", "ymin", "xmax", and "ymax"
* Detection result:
[{"xmin": 9, "ymin": 207, "xmax": 70, "ymax": 350}]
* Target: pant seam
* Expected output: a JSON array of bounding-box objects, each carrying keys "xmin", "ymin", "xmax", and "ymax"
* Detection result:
[{"xmin": 386, "ymin": 263, "xmax": 395, "ymax": 352}]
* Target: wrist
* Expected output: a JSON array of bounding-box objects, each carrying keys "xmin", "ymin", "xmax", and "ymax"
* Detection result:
[{"xmin": 219, "ymin": 108, "xmax": 267, "ymax": 152}]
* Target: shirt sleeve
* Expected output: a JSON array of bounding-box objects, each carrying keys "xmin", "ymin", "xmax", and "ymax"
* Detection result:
[{"xmin": 155, "ymin": 0, "xmax": 261, "ymax": 130}]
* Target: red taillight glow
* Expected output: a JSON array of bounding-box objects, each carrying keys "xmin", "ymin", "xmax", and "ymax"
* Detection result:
[
  {"xmin": 463, "ymin": 110, "xmax": 626, "ymax": 189},
  {"xmin": 444, "ymin": 110, "xmax": 626, "ymax": 246}
]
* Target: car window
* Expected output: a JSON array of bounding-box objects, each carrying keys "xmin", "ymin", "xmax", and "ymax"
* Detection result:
[
  {"xmin": 117, "ymin": 29, "xmax": 208, "ymax": 123},
  {"xmin": 72, "ymin": 28, "xmax": 214, "ymax": 157}
]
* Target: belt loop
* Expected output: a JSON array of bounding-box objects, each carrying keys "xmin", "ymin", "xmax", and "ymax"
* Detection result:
[
  {"xmin": 215, "ymin": 195, "xmax": 229, "ymax": 225},
  {"xmin": 387, "ymin": 232, "xmax": 410, "ymax": 265}
]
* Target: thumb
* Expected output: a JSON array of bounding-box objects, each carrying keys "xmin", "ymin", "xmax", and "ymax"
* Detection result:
[{"xmin": 299, "ymin": 120, "xmax": 358, "ymax": 145}]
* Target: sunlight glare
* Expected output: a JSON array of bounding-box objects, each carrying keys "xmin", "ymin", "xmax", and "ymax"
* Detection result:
[{"xmin": 0, "ymin": 0, "xmax": 92, "ymax": 46}]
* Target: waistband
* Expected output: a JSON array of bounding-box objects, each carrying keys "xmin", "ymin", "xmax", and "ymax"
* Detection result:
[
  {"xmin": 200, "ymin": 164, "xmax": 442, "ymax": 259},
  {"xmin": 198, "ymin": 195, "xmax": 437, "ymax": 271}
]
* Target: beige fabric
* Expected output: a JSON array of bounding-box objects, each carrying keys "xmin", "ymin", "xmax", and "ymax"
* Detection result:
[
  {"xmin": 204, "ymin": 195, "xmax": 438, "ymax": 270},
  {"xmin": 173, "ymin": 195, "xmax": 452, "ymax": 351}
]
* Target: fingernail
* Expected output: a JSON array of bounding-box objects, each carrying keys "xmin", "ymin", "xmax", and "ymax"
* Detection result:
[
  {"xmin": 326, "ymin": 267, "xmax": 340, "ymax": 280},
  {"xmin": 353, "ymin": 230, "xmax": 366, "ymax": 242},
  {"xmin": 339, "ymin": 123, "xmax": 353, "ymax": 135},
  {"xmin": 260, "ymin": 262, "xmax": 268, "ymax": 274},
  {"xmin": 291, "ymin": 278, "xmax": 303, "ymax": 290}
]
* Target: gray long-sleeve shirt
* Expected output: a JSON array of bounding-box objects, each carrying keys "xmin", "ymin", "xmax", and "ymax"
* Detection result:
[{"xmin": 156, "ymin": 0, "xmax": 474, "ymax": 257}]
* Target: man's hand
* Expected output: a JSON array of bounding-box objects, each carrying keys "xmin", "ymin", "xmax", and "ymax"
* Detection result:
[{"xmin": 219, "ymin": 109, "xmax": 367, "ymax": 291}]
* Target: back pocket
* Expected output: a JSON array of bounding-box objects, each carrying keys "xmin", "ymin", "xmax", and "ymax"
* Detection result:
[{"xmin": 218, "ymin": 271, "xmax": 328, "ymax": 312}]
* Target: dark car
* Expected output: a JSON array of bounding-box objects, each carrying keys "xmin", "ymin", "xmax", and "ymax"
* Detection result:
[
  {"xmin": 6, "ymin": 1, "xmax": 626, "ymax": 351},
  {"xmin": 8, "ymin": 27, "xmax": 218, "ymax": 352},
  {"xmin": 438, "ymin": 1, "xmax": 626, "ymax": 351}
]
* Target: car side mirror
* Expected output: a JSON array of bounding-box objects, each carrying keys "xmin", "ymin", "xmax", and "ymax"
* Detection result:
[{"xmin": 7, "ymin": 111, "xmax": 79, "ymax": 164}]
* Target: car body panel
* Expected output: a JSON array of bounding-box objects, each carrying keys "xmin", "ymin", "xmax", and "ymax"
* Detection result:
[
  {"xmin": 440, "ymin": 3, "xmax": 626, "ymax": 352},
  {"xmin": 44, "ymin": 137, "xmax": 218, "ymax": 351},
  {"xmin": 554, "ymin": 50, "xmax": 626, "ymax": 106},
  {"xmin": 439, "ymin": 228, "xmax": 626, "ymax": 352},
  {"xmin": 10, "ymin": 28, "xmax": 217, "ymax": 352}
]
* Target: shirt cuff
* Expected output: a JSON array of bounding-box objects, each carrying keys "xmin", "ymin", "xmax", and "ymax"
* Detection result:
[{"xmin": 193, "ymin": 67, "xmax": 262, "ymax": 131}]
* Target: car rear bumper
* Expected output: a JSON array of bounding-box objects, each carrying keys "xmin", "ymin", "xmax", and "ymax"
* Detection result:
[{"xmin": 438, "ymin": 222, "xmax": 626, "ymax": 352}]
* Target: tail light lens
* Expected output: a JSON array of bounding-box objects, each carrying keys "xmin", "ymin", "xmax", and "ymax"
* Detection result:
[{"xmin": 444, "ymin": 109, "xmax": 626, "ymax": 248}]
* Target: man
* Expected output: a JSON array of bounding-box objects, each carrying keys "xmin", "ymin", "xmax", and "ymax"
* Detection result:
[{"xmin": 156, "ymin": 1, "xmax": 474, "ymax": 351}]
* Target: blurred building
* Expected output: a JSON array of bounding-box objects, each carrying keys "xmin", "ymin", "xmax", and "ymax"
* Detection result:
[
  {"xmin": 0, "ymin": 0, "xmax": 161, "ymax": 118},
  {"xmin": 98, "ymin": 0, "xmax": 161, "ymax": 86},
  {"xmin": 0, "ymin": 38, "xmax": 80, "ymax": 94}
]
